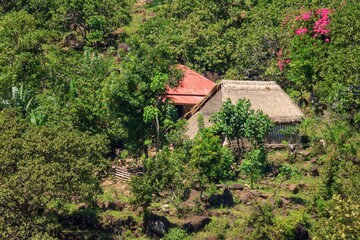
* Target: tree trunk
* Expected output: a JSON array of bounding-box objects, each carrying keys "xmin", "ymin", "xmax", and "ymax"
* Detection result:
[{"xmin": 155, "ymin": 115, "xmax": 160, "ymax": 153}]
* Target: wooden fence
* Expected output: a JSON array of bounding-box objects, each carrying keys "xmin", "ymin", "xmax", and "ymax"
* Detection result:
[{"xmin": 114, "ymin": 166, "xmax": 143, "ymax": 182}]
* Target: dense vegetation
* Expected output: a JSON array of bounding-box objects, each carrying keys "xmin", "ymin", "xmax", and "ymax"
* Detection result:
[{"xmin": 0, "ymin": 0, "xmax": 359, "ymax": 239}]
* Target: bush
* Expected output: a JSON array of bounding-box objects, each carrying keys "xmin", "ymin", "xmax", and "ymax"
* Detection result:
[
  {"xmin": 163, "ymin": 228, "xmax": 189, "ymax": 240},
  {"xmin": 272, "ymin": 210, "xmax": 310, "ymax": 240},
  {"xmin": 313, "ymin": 195, "xmax": 360, "ymax": 239},
  {"xmin": 246, "ymin": 203, "xmax": 275, "ymax": 240}
]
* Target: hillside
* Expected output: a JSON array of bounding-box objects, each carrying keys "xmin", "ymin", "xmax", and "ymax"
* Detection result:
[{"xmin": 0, "ymin": 0, "xmax": 359, "ymax": 239}]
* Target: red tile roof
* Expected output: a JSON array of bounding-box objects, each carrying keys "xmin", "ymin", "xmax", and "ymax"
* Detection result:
[{"xmin": 166, "ymin": 65, "xmax": 215, "ymax": 105}]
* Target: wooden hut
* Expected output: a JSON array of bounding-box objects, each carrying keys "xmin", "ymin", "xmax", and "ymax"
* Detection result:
[
  {"xmin": 165, "ymin": 65, "xmax": 215, "ymax": 117},
  {"xmin": 185, "ymin": 80, "xmax": 304, "ymax": 145}
]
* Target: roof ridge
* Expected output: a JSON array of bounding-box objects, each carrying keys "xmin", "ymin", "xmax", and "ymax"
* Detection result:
[
  {"xmin": 221, "ymin": 80, "xmax": 277, "ymax": 85},
  {"xmin": 178, "ymin": 64, "xmax": 215, "ymax": 84}
]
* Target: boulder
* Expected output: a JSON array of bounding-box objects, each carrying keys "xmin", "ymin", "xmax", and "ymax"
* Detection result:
[
  {"xmin": 137, "ymin": 207, "xmax": 144, "ymax": 214},
  {"xmin": 182, "ymin": 189, "xmax": 201, "ymax": 207},
  {"xmin": 182, "ymin": 216, "xmax": 212, "ymax": 233},
  {"xmin": 294, "ymin": 223, "xmax": 310, "ymax": 240},
  {"xmin": 103, "ymin": 201, "xmax": 110, "ymax": 210},
  {"xmin": 229, "ymin": 183, "xmax": 244, "ymax": 191},
  {"xmin": 76, "ymin": 203, "xmax": 87, "ymax": 210},
  {"xmin": 310, "ymin": 166, "xmax": 319, "ymax": 177},
  {"xmin": 237, "ymin": 191, "xmax": 254, "ymax": 204},
  {"xmin": 288, "ymin": 184, "xmax": 299, "ymax": 194},
  {"xmin": 145, "ymin": 214, "xmax": 173, "ymax": 237},
  {"xmin": 109, "ymin": 201, "xmax": 125, "ymax": 211},
  {"xmin": 278, "ymin": 197, "xmax": 290, "ymax": 208},
  {"xmin": 222, "ymin": 188, "xmax": 234, "ymax": 207}
]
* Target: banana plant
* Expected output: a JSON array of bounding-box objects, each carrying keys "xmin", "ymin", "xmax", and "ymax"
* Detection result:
[
  {"xmin": 11, "ymin": 83, "xmax": 34, "ymax": 117},
  {"xmin": 30, "ymin": 110, "xmax": 48, "ymax": 126}
]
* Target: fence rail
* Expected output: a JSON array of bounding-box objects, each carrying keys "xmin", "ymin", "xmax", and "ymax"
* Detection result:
[{"xmin": 113, "ymin": 166, "xmax": 143, "ymax": 182}]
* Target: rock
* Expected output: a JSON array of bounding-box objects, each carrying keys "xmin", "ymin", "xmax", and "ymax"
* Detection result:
[
  {"xmin": 145, "ymin": 214, "xmax": 173, "ymax": 237},
  {"xmin": 161, "ymin": 204, "xmax": 170, "ymax": 213},
  {"xmin": 294, "ymin": 223, "xmax": 310, "ymax": 240},
  {"xmin": 299, "ymin": 183, "xmax": 309, "ymax": 190},
  {"xmin": 109, "ymin": 201, "xmax": 124, "ymax": 211},
  {"xmin": 310, "ymin": 157, "xmax": 317, "ymax": 164},
  {"xmin": 76, "ymin": 203, "xmax": 87, "ymax": 210},
  {"xmin": 96, "ymin": 200, "xmax": 104, "ymax": 209},
  {"xmin": 222, "ymin": 188, "xmax": 234, "ymax": 207},
  {"xmin": 182, "ymin": 189, "xmax": 201, "ymax": 207},
  {"xmin": 250, "ymin": 190, "xmax": 260, "ymax": 197},
  {"xmin": 103, "ymin": 201, "xmax": 110, "ymax": 210},
  {"xmin": 229, "ymin": 183, "xmax": 244, "ymax": 191},
  {"xmin": 182, "ymin": 216, "xmax": 212, "ymax": 233},
  {"xmin": 259, "ymin": 193, "xmax": 272, "ymax": 199},
  {"xmin": 288, "ymin": 184, "xmax": 299, "ymax": 194},
  {"xmin": 101, "ymin": 214, "xmax": 116, "ymax": 231},
  {"xmin": 221, "ymin": 209, "xmax": 231, "ymax": 215},
  {"xmin": 236, "ymin": 190, "xmax": 254, "ymax": 204},
  {"xmin": 205, "ymin": 236, "xmax": 218, "ymax": 240},
  {"xmin": 278, "ymin": 197, "xmax": 290, "ymax": 208},
  {"xmin": 137, "ymin": 207, "xmax": 144, "ymax": 214},
  {"xmin": 310, "ymin": 166, "xmax": 319, "ymax": 177}
]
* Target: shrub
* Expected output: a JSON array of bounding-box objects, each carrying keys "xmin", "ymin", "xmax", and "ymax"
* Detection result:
[{"xmin": 163, "ymin": 228, "xmax": 189, "ymax": 240}]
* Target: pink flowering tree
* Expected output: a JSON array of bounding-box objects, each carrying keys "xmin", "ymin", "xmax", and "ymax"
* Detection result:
[{"xmin": 278, "ymin": 7, "xmax": 335, "ymax": 109}]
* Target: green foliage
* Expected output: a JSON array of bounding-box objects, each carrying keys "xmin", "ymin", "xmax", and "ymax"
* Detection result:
[
  {"xmin": 0, "ymin": 11, "xmax": 51, "ymax": 100},
  {"xmin": 277, "ymin": 1, "xmax": 360, "ymax": 123},
  {"xmin": 275, "ymin": 164, "xmax": 298, "ymax": 195},
  {"xmin": 190, "ymin": 128, "xmax": 235, "ymax": 184},
  {"xmin": 197, "ymin": 113, "xmax": 205, "ymax": 131},
  {"xmin": 318, "ymin": 0, "xmax": 360, "ymax": 127},
  {"xmin": 0, "ymin": 110, "xmax": 109, "ymax": 238},
  {"xmin": 314, "ymin": 195, "xmax": 360, "ymax": 240},
  {"xmin": 319, "ymin": 120, "xmax": 360, "ymax": 199},
  {"xmin": 108, "ymin": 29, "xmax": 179, "ymax": 154},
  {"xmin": 1, "ymin": 0, "xmax": 132, "ymax": 46},
  {"xmin": 246, "ymin": 203, "xmax": 275, "ymax": 240},
  {"xmin": 241, "ymin": 149, "xmax": 265, "ymax": 189},
  {"xmin": 211, "ymin": 98, "xmax": 251, "ymax": 145},
  {"xmin": 130, "ymin": 148, "xmax": 189, "ymax": 210},
  {"xmin": 163, "ymin": 227, "xmax": 189, "ymax": 240},
  {"xmin": 272, "ymin": 210, "xmax": 310, "ymax": 240},
  {"xmin": 211, "ymin": 98, "xmax": 273, "ymax": 151}
]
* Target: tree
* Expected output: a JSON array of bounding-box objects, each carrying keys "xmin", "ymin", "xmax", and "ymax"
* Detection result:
[
  {"xmin": 211, "ymin": 98, "xmax": 274, "ymax": 153},
  {"xmin": 0, "ymin": 110, "xmax": 109, "ymax": 238},
  {"xmin": 108, "ymin": 27, "xmax": 180, "ymax": 155},
  {"xmin": 0, "ymin": 11, "xmax": 51, "ymax": 101},
  {"xmin": 130, "ymin": 148, "xmax": 189, "ymax": 212},
  {"xmin": 190, "ymin": 127, "xmax": 235, "ymax": 197},
  {"xmin": 0, "ymin": 0, "xmax": 133, "ymax": 46},
  {"xmin": 274, "ymin": 164, "xmax": 298, "ymax": 195},
  {"xmin": 241, "ymin": 149, "xmax": 264, "ymax": 189}
]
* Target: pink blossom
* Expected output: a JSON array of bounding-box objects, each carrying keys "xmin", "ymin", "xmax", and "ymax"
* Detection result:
[
  {"xmin": 295, "ymin": 15, "xmax": 301, "ymax": 21},
  {"xmin": 325, "ymin": 38, "xmax": 330, "ymax": 43},
  {"xmin": 301, "ymin": 11, "xmax": 312, "ymax": 20},
  {"xmin": 313, "ymin": 8, "xmax": 331, "ymax": 37},
  {"xmin": 295, "ymin": 28, "xmax": 308, "ymax": 35},
  {"xmin": 316, "ymin": 8, "xmax": 331, "ymax": 18},
  {"xmin": 278, "ymin": 61, "xmax": 284, "ymax": 71},
  {"xmin": 276, "ymin": 49, "xmax": 290, "ymax": 71}
]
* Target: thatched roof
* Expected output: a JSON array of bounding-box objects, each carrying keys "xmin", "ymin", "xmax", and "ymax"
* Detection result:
[{"xmin": 186, "ymin": 80, "xmax": 304, "ymax": 139}]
